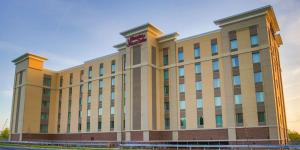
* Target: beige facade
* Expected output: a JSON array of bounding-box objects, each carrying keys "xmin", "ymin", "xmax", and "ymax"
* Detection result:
[{"xmin": 10, "ymin": 5, "xmax": 287, "ymax": 144}]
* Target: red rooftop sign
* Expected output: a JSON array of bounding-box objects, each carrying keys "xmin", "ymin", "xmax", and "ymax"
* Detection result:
[{"xmin": 127, "ymin": 34, "xmax": 146, "ymax": 46}]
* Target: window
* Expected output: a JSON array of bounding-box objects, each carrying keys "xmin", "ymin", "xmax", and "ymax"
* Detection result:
[
  {"xmin": 250, "ymin": 26, "xmax": 259, "ymax": 46},
  {"xmin": 256, "ymin": 92, "xmax": 264, "ymax": 102},
  {"xmin": 99, "ymin": 80, "xmax": 104, "ymax": 88},
  {"xmin": 233, "ymin": 75, "xmax": 240, "ymax": 86},
  {"xmin": 111, "ymin": 77, "xmax": 115, "ymax": 86},
  {"xmin": 163, "ymin": 55, "xmax": 168, "ymax": 66},
  {"xmin": 197, "ymin": 116, "xmax": 204, "ymax": 127},
  {"xmin": 180, "ymin": 117, "xmax": 186, "ymax": 129},
  {"xmin": 197, "ymin": 99, "xmax": 203, "ymax": 109},
  {"xmin": 212, "ymin": 60, "xmax": 219, "ymax": 71},
  {"xmin": 67, "ymin": 113, "xmax": 71, "ymax": 122},
  {"xmin": 87, "ymin": 109, "xmax": 91, "ymax": 117},
  {"xmin": 234, "ymin": 95, "xmax": 242, "ymax": 105},
  {"xmin": 110, "ymin": 107, "xmax": 115, "ymax": 115},
  {"xmin": 229, "ymin": 31, "xmax": 237, "ymax": 50},
  {"xmin": 68, "ymin": 101, "xmax": 72, "ymax": 111},
  {"xmin": 164, "ymin": 86, "xmax": 169, "ymax": 96},
  {"xmin": 111, "ymin": 60, "xmax": 116, "ymax": 74},
  {"xmin": 87, "ymin": 96, "xmax": 91, "ymax": 104},
  {"xmin": 59, "ymin": 76, "xmax": 63, "ymax": 87},
  {"xmin": 42, "ymin": 101, "xmax": 49, "ymax": 108},
  {"xmin": 88, "ymin": 66, "xmax": 92, "ymax": 79},
  {"xmin": 99, "ymin": 94, "xmax": 103, "ymax": 102},
  {"xmin": 179, "ymin": 84, "xmax": 185, "ymax": 93},
  {"xmin": 179, "ymin": 101, "xmax": 186, "ymax": 110},
  {"xmin": 40, "ymin": 125, "xmax": 48, "ymax": 133},
  {"xmin": 251, "ymin": 34, "xmax": 259, "ymax": 46},
  {"xmin": 252, "ymin": 52, "xmax": 260, "ymax": 63},
  {"xmin": 236, "ymin": 113, "xmax": 243, "ymax": 125},
  {"xmin": 99, "ymin": 64, "xmax": 104, "ymax": 76},
  {"xmin": 88, "ymin": 82, "xmax": 92, "ymax": 91},
  {"xmin": 98, "ymin": 121, "xmax": 102, "ymax": 131},
  {"xmin": 123, "ymin": 54, "xmax": 126, "ymax": 71},
  {"xmin": 196, "ymin": 81, "xmax": 202, "ymax": 91},
  {"xmin": 43, "ymin": 88, "xmax": 50, "ymax": 97},
  {"xmin": 87, "ymin": 121, "xmax": 90, "ymax": 131},
  {"xmin": 179, "ymin": 67, "xmax": 184, "ymax": 77},
  {"xmin": 194, "ymin": 43, "xmax": 200, "ymax": 59},
  {"xmin": 164, "ymin": 69, "xmax": 169, "ymax": 80},
  {"xmin": 67, "ymin": 124, "xmax": 70, "ymax": 133},
  {"xmin": 110, "ymin": 120, "xmax": 114, "ymax": 129},
  {"xmin": 165, "ymin": 118, "xmax": 170, "ymax": 129},
  {"xmin": 231, "ymin": 56, "xmax": 239, "ymax": 67},
  {"xmin": 254, "ymin": 72, "xmax": 263, "ymax": 83},
  {"xmin": 258, "ymin": 112, "xmax": 266, "ymax": 124},
  {"xmin": 69, "ymin": 73, "xmax": 73, "ymax": 85},
  {"xmin": 80, "ymin": 85, "xmax": 83, "ymax": 94},
  {"xmin": 98, "ymin": 108, "xmax": 103, "ymax": 115},
  {"xmin": 43, "ymin": 75, "xmax": 51, "ymax": 87},
  {"xmin": 69, "ymin": 87, "xmax": 72, "ymax": 98},
  {"xmin": 214, "ymin": 97, "xmax": 222, "ymax": 107},
  {"xmin": 19, "ymin": 71, "xmax": 23, "ymax": 85},
  {"xmin": 59, "ymin": 89, "xmax": 62, "ymax": 100},
  {"xmin": 216, "ymin": 115, "xmax": 223, "ymax": 127},
  {"xmin": 178, "ymin": 48, "xmax": 184, "ymax": 62},
  {"xmin": 164, "ymin": 102, "xmax": 169, "ymax": 112},
  {"xmin": 195, "ymin": 63, "xmax": 201, "ymax": 74},
  {"xmin": 41, "ymin": 112, "xmax": 48, "ymax": 120},
  {"xmin": 211, "ymin": 39, "xmax": 218, "ymax": 55},
  {"xmin": 111, "ymin": 92, "xmax": 115, "ymax": 100},
  {"xmin": 213, "ymin": 78, "xmax": 220, "ymax": 88},
  {"xmin": 230, "ymin": 39, "xmax": 238, "ymax": 50},
  {"xmin": 79, "ymin": 111, "xmax": 82, "ymax": 118},
  {"xmin": 80, "ymin": 70, "xmax": 84, "ymax": 82},
  {"xmin": 78, "ymin": 123, "xmax": 81, "ymax": 131}
]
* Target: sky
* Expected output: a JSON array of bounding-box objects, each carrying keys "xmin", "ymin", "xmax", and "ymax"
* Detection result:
[{"xmin": 0, "ymin": 0, "xmax": 299, "ymax": 132}]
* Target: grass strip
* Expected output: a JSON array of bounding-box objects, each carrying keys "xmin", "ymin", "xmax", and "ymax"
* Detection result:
[{"xmin": 0, "ymin": 142, "xmax": 118, "ymax": 149}]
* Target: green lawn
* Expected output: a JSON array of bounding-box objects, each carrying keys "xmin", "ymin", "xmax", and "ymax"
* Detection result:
[
  {"xmin": 0, "ymin": 142, "xmax": 119, "ymax": 149},
  {"xmin": 0, "ymin": 137, "xmax": 7, "ymax": 141}
]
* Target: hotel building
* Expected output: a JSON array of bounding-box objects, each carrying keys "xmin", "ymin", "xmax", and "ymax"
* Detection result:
[{"xmin": 10, "ymin": 5, "xmax": 287, "ymax": 144}]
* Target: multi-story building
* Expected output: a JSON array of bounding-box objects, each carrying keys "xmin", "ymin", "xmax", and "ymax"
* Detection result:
[{"xmin": 9, "ymin": 5, "xmax": 287, "ymax": 144}]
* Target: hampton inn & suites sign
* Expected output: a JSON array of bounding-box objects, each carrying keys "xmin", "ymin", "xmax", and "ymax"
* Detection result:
[{"xmin": 127, "ymin": 34, "xmax": 146, "ymax": 46}]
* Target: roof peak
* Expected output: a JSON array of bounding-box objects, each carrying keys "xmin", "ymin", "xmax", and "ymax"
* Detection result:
[
  {"xmin": 12, "ymin": 53, "xmax": 47, "ymax": 64},
  {"xmin": 120, "ymin": 22, "xmax": 163, "ymax": 37},
  {"xmin": 214, "ymin": 5, "xmax": 279, "ymax": 32}
]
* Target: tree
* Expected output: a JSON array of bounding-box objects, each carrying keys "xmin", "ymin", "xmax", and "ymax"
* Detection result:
[
  {"xmin": 0, "ymin": 128, "xmax": 9, "ymax": 140},
  {"xmin": 288, "ymin": 130, "xmax": 300, "ymax": 142}
]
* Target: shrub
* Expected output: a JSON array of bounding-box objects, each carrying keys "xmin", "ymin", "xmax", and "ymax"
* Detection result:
[
  {"xmin": 288, "ymin": 130, "xmax": 300, "ymax": 142},
  {"xmin": 0, "ymin": 128, "xmax": 9, "ymax": 140}
]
